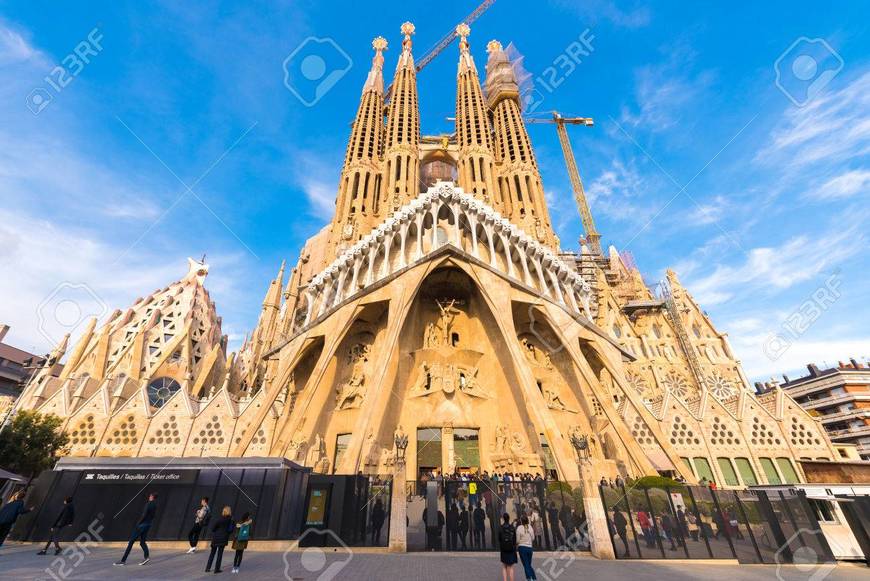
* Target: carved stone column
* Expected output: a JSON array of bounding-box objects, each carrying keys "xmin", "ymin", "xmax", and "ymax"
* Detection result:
[
  {"xmin": 442, "ymin": 424, "xmax": 455, "ymax": 475},
  {"xmin": 388, "ymin": 457, "xmax": 407, "ymax": 552},
  {"xmin": 578, "ymin": 458, "xmax": 615, "ymax": 560},
  {"xmin": 389, "ymin": 427, "xmax": 409, "ymax": 552}
]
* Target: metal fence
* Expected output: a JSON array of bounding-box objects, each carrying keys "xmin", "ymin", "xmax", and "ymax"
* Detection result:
[
  {"xmin": 405, "ymin": 479, "xmax": 589, "ymax": 552},
  {"xmin": 599, "ymin": 483, "xmax": 837, "ymax": 564}
]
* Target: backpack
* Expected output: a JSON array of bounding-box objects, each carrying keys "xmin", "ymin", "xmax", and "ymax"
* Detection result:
[
  {"xmin": 236, "ymin": 522, "xmax": 251, "ymax": 541},
  {"xmin": 499, "ymin": 524, "xmax": 516, "ymax": 551}
]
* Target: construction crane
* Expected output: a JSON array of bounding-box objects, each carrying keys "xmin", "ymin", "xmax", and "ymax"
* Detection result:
[
  {"xmin": 526, "ymin": 112, "xmax": 601, "ymax": 255},
  {"xmin": 384, "ymin": 0, "xmax": 496, "ymax": 102},
  {"xmin": 660, "ymin": 278, "xmax": 706, "ymax": 391}
]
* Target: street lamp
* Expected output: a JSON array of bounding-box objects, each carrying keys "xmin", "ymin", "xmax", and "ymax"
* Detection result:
[
  {"xmin": 394, "ymin": 425, "xmax": 408, "ymax": 463},
  {"xmin": 569, "ymin": 429, "xmax": 590, "ymax": 463}
]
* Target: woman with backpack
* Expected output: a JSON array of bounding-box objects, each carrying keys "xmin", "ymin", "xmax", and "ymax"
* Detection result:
[
  {"xmin": 231, "ymin": 512, "xmax": 253, "ymax": 574},
  {"xmin": 516, "ymin": 515, "xmax": 537, "ymax": 580},
  {"xmin": 205, "ymin": 506, "xmax": 234, "ymax": 574},
  {"xmin": 498, "ymin": 513, "xmax": 517, "ymax": 581}
]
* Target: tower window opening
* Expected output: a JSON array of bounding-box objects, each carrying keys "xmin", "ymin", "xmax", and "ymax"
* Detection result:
[{"xmin": 451, "ymin": 332, "xmax": 460, "ymax": 347}]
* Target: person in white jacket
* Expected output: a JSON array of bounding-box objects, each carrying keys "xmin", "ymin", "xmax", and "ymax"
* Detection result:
[{"xmin": 515, "ymin": 515, "xmax": 537, "ymax": 580}]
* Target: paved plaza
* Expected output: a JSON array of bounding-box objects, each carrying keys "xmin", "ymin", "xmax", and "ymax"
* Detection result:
[{"xmin": 0, "ymin": 543, "xmax": 867, "ymax": 580}]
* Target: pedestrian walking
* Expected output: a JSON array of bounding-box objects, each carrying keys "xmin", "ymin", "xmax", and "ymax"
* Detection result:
[
  {"xmin": 446, "ymin": 503, "xmax": 459, "ymax": 550},
  {"xmin": 516, "ymin": 515, "xmax": 537, "ymax": 580},
  {"xmin": 499, "ymin": 513, "xmax": 517, "ymax": 581},
  {"xmin": 660, "ymin": 513, "xmax": 677, "ymax": 551},
  {"xmin": 473, "ymin": 502, "xmax": 486, "ymax": 549},
  {"xmin": 611, "ymin": 507, "xmax": 629, "ymax": 557},
  {"xmin": 187, "ymin": 497, "xmax": 212, "ymax": 553},
  {"xmin": 370, "ymin": 498, "xmax": 385, "ymax": 545},
  {"xmin": 686, "ymin": 511, "xmax": 699, "ymax": 541},
  {"xmin": 231, "ymin": 512, "xmax": 252, "ymax": 574},
  {"xmin": 114, "ymin": 492, "xmax": 157, "ymax": 566},
  {"xmin": 547, "ymin": 502, "xmax": 563, "ymax": 547},
  {"xmin": 205, "ymin": 506, "xmax": 234, "ymax": 574},
  {"xmin": 38, "ymin": 496, "xmax": 75, "ymax": 555},
  {"xmin": 459, "ymin": 506, "xmax": 469, "ymax": 549},
  {"xmin": 529, "ymin": 507, "xmax": 543, "ymax": 549},
  {"xmin": 0, "ymin": 491, "xmax": 33, "ymax": 548}
]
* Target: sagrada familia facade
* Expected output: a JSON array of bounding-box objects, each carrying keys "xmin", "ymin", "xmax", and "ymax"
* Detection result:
[{"xmin": 15, "ymin": 23, "xmax": 835, "ymax": 487}]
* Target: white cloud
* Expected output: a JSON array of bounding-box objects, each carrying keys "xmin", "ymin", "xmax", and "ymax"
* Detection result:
[
  {"xmin": 557, "ymin": 0, "xmax": 651, "ymax": 29},
  {"xmin": 0, "ymin": 206, "xmax": 254, "ymax": 358},
  {"xmin": 811, "ymin": 169, "xmax": 870, "ymax": 200},
  {"xmin": 0, "ymin": 208, "xmax": 180, "ymax": 353},
  {"xmin": 731, "ymin": 332, "xmax": 869, "ymax": 381},
  {"xmin": 301, "ymin": 175, "xmax": 337, "ymax": 221},
  {"xmin": 759, "ymin": 71, "xmax": 870, "ymax": 167},
  {"xmin": 686, "ymin": 195, "xmax": 727, "ymax": 225},
  {"xmin": 621, "ymin": 43, "xmax": 714, "ymax": 131},
  {"xmin": 0, "ymin": 20, "xmax": 41, "ymax": 65},
  {"xmin": 686, "ymin": 219, "xmax": 866, "ymax": 306}
]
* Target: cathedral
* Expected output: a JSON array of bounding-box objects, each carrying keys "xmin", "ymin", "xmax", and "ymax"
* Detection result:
[{"xmin": 15, "ymin": 23, "xmax": 835, "ymax": 488}]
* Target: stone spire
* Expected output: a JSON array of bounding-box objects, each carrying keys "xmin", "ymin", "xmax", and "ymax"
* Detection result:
[
  {"xmin": 362, "ymin": 36, "xmax": 387, "ymax": 95},
  {"xmin": 485, "ymin": 40, "xmax": 558, "ymax": 249},
  {"xmin": 383, "ymin": 22, "xmax": 421, "ymax": 212},
  {"xmin": 330, "ymin": 36, "xmax": 389, "ymax": 258},
  {"xmin": 454, "ymin": 24, "xmax": 497, "ymax": 205},
  {"xmin": 54, "ymin": 258, "xmax": 225, "ymax": 388}
]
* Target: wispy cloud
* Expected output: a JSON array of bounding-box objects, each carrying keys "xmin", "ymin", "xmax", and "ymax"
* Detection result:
[
  {"xmin": 556, "ymin": 0, "xmax": 651, "ymax": 29},
  {"xmin": 758, "ymin": 71, "xmax": 870, "ymax": 167},
  {"xmin": 686, "ymin": 218, "xmax": 866, "ymax": 306},
  {"xmin": 810, "ymin": 169, "xmax": 870, "ymax": 200},
  {"xmin": 0, "ymin": 19, "xmax": 41, "ymax": 65},
  {"xmin": 620, "ymin": 42, "xmax": 715, "ymax": 132}
]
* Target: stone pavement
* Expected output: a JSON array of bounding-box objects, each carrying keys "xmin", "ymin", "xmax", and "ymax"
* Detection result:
[{"xmin": 0, "ymin": 543, "xmax": 866, "ymax": 580}]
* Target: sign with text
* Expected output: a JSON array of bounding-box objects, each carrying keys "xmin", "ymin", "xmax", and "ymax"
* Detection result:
[{"xmin": 79, "ymin": 469, "xmax": 198, "ymax": 485}]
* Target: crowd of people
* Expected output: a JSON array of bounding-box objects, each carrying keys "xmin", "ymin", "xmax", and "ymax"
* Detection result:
[
  {"xmin": 609, "ymin": 503, "xmax": 746, "ymax": 557},
  {"xmin": 0, "ymin": 491, "xmax": 254, "ymax": 574},
  {"xmin": 416, "ymin": 470, "xmax": 590, "ymax": 562}
]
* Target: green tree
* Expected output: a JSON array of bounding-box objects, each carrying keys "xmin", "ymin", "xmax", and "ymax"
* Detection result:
[{"xmin": 0, "ymin": 410, "xmax": 69, "ymax": 479}]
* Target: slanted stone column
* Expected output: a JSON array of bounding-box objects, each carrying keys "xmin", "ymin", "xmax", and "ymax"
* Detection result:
[{"xmin": 579, "ymin": 459, "xmax": 615, "ymax": 560}]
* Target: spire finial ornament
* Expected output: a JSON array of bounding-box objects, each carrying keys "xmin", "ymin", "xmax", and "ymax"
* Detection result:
[
  {"xmin": 400, "ymin": 21, "xmax": 415, "ymax": 39},
  {"xmin": 486, "ymin": 39, "xmax": 502, "ymax": 54},
  {"xmin": 456, "ymin": 23, "xmax": 471, "ymax": 53},
  {"xmin": 372, "ymin": 36, "xmax": 387, "ymax": 53}
]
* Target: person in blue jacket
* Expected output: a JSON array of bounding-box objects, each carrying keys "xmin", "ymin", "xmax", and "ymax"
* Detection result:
[{"xmin": 0, "ymin": 490, "xmax": 33, "ymax": 547}]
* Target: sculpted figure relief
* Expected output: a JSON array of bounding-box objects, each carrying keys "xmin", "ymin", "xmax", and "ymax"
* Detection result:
[
  {"xmin": 494, "ymin": 424, "xmax": 509, "ymax": 453},
  {"xmin": 306, "ymin": 434, "xmax": 326, "ymax": 466},
  {"xmin": 520, "ymin": 336, "xmax": 553, "ymax": 369},
  {"xmin": 410, "ymin": 363, "xmax": 492, "ymax": 399},
  {"xmin": 423, "ymin": 298, "xmax": 464, "ymax": 348},
  {"xmin": 542, "ymin": 384, "xmax": 573, "ymax": 412},
  {"xmin": 336, "ymin": 372, "xmax": 366, "ymax": 410},
  {"xmin": 510, "ymin": 432, "xmax": 526, "ymax": 456}
]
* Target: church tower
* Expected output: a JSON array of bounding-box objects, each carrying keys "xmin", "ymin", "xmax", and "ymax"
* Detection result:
[
  {"xmin": 485, "ymin": 40, "xmax": 558, "ymax": 248},
  {"xmin": 382, "ymin": 22, "xmax": 421, "ymax": 214},
  {"xmin": 454, "ymin": 24, "xmax": 497, "ymax": 206},
  {"xmin": 329, "ymin": 36, "xmax": 388, "ymax": 257}
]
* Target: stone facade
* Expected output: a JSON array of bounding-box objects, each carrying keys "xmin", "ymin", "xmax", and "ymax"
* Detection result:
[{"xmin": 14, "ymin": 23, "xmax": 837, "ymax": 488}]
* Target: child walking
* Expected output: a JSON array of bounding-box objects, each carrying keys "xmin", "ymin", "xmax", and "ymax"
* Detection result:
[{"xmin": 231, "ymin": 512, "xmax": 253, "ymax": 574}]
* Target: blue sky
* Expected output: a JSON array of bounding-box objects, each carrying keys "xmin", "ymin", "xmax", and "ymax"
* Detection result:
[{"xmin": 0, "ymin": 0, "xmax": 867, "ymax": 382}]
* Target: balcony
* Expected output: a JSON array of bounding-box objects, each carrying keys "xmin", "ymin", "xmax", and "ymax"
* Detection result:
[
  {"xmin": 820, "ymin": 409, "xmax": 870, "ymax": 424},
  {"xmin": 802, "ymin": 393, "xmax": 870, "ymax": 410},
  {"xmin": 828, "ymin": 424, "xmax": 870, "ymax": 439}
]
